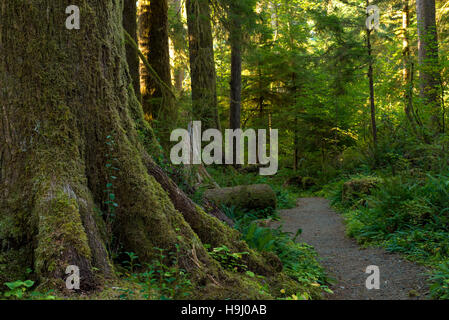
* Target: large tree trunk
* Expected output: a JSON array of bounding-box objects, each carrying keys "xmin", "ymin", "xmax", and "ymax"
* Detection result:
[
  {"xmin": 138, "ymin": 0, "xmax": 177, "ymax": 147},
  {"xmin": 124, "ymin": 0, "xmax": 141, "ymax": 104},
  {"xmin": 416, "ymin": 0, "xmax": 441, "ymax": 133},
  {"xmin": 0, "ymin": 0, "xmax": 291, "ymax": 298},
  {"xmin": 186, "ymin": 0, "xmax": 221, "ymax": 130}
]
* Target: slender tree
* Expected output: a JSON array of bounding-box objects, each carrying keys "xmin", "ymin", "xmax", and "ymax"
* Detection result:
[
  {"xmin": 366, "ymin": 0, "xmax": 378, "ymax": 148},
  {"xmin": 229, "ymin": 4, "xmax": 243, "ymax": 133},
  {"xmin": 402, "ymin": 0, "xmax": 419, "ymax": 133}
]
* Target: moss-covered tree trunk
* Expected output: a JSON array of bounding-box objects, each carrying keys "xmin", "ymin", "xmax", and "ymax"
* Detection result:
[
  {"xmin": 416, "ymin": 0, "xmax": 441, "ymax": 134},
  {"xmin": 170, "ymin": 0, "xmax": 188, "ymax": 94},
  {"xmin": 124, "ymin": 0, "xmax": 141, "ymax": 104},
  {"xmin": 186, "ymin": 0, "xmax": 221, "ymax": 130},
  {"xmin": 0, "ymin": 0, "xmax": 291, "ymax": 298},
  {"xmin": 138, "ymin": 0, "xmax": 177, "ymax": 146}
]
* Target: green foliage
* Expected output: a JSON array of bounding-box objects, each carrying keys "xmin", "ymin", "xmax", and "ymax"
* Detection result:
[
  {"xmin": 1, "ymin": 278, "xmax": 56, "ymax": 300},
  {"xmin": 242, "ymin": 223, "xmax": 276, "ymax": 252},
  {"xmin": 206, "ymin": 245, "xmax": 249, "ymax": 272},
  {"xmin": 103, "ymin": 135, "xmax": 120, "ymax": 253},
  {"xmin": 123, "ymin": 252, "xmax": 141, "ymax": 273},
  {"xmin": 120, "ymin": 247, "xmax": 192, "ymax": 300},
  {"xmin": 3, "ymin": 280, "xmax": 34, "ymax": 299},
  {"xmin": 429, "ymin": 261, "xmax": 449, "ymax": 299}
]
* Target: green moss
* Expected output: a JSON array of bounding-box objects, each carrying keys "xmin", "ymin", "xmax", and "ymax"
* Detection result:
[{"xmin": 34, "ymin": 190, "xmax": 91, "ymax": 275}]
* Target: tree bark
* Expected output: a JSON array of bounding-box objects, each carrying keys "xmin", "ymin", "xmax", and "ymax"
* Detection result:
[
  {"xmin": 123, "ymin": 0, "xmax": 141, "ymax": 104},
  {"xmin": 416, "ymin": 0, "xmax": 441, "ymax": 133},
  {"xmin": 229, "ymin": 2, "xmax": 243, "ymax": 166},
  {"xmin": 186, "ymin": 0, "xmax": 221, "ymax": 130},
  {"xmin": 229, "ymin": 5, "xmax": 242, "ymax": 132},
  {"xmin": 138, "ymin": 0, "xmax": 177, "ymax": 147},
  {"xmin": 0, "ymin": 0, "xmax": 288, "ymax": 297},
  {"xmin": 170, "ymin": 0, "xmax": 188, "ymax": 94}
]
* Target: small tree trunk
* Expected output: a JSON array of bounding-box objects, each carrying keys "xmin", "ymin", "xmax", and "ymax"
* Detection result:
[{"xmin": 366, "ymin": 2, "xmax": 377, "ymax": 149}]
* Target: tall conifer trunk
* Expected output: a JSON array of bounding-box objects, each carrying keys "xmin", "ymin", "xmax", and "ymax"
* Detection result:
[
  {"xmin": 138, "ymin": 0, "xmax": 177, "ymax": 146},
  {"xmin": 416, "ymin": 0, "xmax": 441, "ymax": 133},
  {"xmin": 186, "ymin": 0, "xmax": 221, "ymax": 130}
]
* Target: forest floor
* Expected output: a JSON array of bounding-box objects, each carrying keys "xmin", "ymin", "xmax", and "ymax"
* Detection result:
[{"xmin": 270, "ymin": 197, "xmax": 430, "ymax": 300}]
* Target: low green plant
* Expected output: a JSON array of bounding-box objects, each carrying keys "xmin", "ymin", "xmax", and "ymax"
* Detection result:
[
  {"xmin": 206, "ymin": 245, "xmax": 249, "ymax": 272},
  {"xmin": 121, "ymin": 246, "xmax": 192, "ymax": 300},
  {"xmin": 242, "ymin": 223, "xmax": 276, "ymax": 252},
  {"xmin": 3, "ymin": 280, "xmax": 34, "ymax": 299},
  {"xmin": 429, "ymin": 261, "xmax": 449, "ymax": 299},
  {"xmin": 123, "ymin": 252, "xmax": 141, "ymax": 273}
]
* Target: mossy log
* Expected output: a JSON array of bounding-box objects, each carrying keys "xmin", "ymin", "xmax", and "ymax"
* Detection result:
[
  {"xmin": 0, "ymin": 0, "xmax": 298, "ymax": 299},
  {"xmin": 204, "ymin": 185, "xmax": 277, "ymax": 211}
]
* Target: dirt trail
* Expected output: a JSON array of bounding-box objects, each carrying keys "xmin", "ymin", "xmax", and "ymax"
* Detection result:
[{"xmin": 271, "ymin": 197, "xmax": 429, "ymax": 300}]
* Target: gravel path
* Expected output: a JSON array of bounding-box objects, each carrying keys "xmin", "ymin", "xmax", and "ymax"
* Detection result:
[{"xmin": 271, "ymin": 197, "xmax": 430, "ymax": 300}]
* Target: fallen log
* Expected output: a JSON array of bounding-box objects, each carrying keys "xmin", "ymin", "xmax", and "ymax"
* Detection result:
[{"xmin": 204, "ymin": 184, "xmax": 277, "ymax": 211}]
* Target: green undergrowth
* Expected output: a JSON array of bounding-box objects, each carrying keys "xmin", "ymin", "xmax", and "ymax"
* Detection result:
[
  {"xmin": 220, "ymin": 204, "xmax": 332, "ymax": 300},
  {"xmin": 205, "ymin": 165, "xmax": 332, "ymax": 299},
  {"xmin": 324, "ymin": 173, "xmax": 449, "ymax": 299}
]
